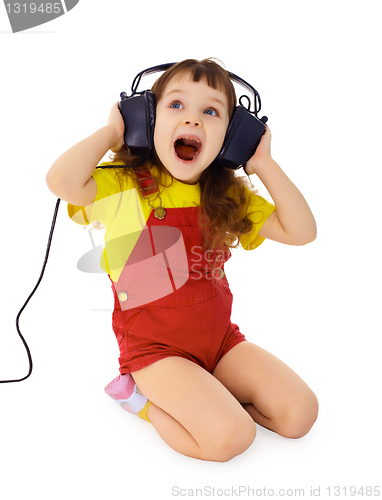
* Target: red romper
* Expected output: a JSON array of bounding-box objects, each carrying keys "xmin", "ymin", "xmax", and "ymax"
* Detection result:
[{"xmin": 110, "ymin": 205, "xmax": 246, "ymax": 375}]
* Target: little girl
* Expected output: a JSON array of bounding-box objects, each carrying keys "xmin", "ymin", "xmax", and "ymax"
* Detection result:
[{"xmin": 46, "ymin": 59, "xmax": 318, "ymax": 462}]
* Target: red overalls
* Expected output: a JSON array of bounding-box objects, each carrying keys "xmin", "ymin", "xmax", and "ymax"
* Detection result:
[{"xmin": 110, "ymin": 204, "xmax": 246, "ymax": 375}]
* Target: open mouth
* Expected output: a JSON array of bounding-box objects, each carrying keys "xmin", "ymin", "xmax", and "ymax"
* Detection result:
[{"xmin": 174, "ymin": 137, "xmax": 202, "ymax": 161}]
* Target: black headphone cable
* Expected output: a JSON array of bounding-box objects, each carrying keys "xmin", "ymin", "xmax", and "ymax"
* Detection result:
[{"xmin": 0, "ymin": 198, "xmax": 61, "ymax": 384}]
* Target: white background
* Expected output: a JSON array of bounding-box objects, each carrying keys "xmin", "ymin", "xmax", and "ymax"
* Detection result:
[{"xmin": 1, "ymin": 1, "xmax": 381, "ymax": 499}]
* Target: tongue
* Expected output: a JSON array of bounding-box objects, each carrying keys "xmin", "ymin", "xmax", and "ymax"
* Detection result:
[{"xmin": 175, "ymin": 144, "xmax": 198, "ymax": 161}]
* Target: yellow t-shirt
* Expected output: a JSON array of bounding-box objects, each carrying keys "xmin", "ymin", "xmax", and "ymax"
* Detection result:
[{"xmin": 68, "ymin": 162, "xmax": 275, "ymax": 282}]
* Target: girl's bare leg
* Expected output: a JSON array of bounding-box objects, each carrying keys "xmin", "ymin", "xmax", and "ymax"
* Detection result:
[
  {"xmin": 212, "ymin": 341, "xmax": 319, "ymax": 438},
  {"xmin": 131, "ymin": 357, "xmax": 257, "ymax": 462}
]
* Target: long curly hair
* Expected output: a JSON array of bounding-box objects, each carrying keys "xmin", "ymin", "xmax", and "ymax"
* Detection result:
[{"xmin": 109, "ymin": 58, "xmax": 257, "ymax": 253}]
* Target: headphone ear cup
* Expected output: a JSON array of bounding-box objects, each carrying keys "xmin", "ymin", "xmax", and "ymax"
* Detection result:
[
  {"xmin": 119, "ymin": 91, "xmax": 156, "ymax": 160},
  {"xmin": 146, "ymin": 91, "xmax": 156, "ymax": 155},
  {"xmin": 215, "ymin": 106, "xmax": 266, "ymax": 169},
  {"xmin": 216, "ymin": 107, "xmax": 241, "ymax": 167}
]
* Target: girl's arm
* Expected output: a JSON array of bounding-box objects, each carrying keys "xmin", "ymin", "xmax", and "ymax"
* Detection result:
[
  {"xmin": 247, "ymin": 126, "xmax": 317, "ymax": 246},
  {"xmin": 46, "ymin": 103, "xmax": 125, "ymax": 206}
]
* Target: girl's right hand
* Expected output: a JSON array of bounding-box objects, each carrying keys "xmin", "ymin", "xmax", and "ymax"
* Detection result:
[{"xmin": 107, "ymin": 102, "xmax": 125, "ymax": 152}]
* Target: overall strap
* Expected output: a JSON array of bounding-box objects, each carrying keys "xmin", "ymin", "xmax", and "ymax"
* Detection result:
[
  {"xmin": 96, "ymin": 162, "xmax": 159, "ymax": 198},
  {"xmin": 133, "ymin": 165, "xmax": 159, "ymax": 197}
]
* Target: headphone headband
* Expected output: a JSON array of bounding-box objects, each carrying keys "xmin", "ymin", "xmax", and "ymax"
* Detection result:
[
  {"xmin": 130, "ymin": 63, "xmax": 175, "ymax": 96},
  {"xmin": 129, "ymin": 62, "xmax": 262, "ymax": 117}
]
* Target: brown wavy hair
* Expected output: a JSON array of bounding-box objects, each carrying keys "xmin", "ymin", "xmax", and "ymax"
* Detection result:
[{"xmin": 109, "ymin": 58, "xmax": 257, "ymax": 253}]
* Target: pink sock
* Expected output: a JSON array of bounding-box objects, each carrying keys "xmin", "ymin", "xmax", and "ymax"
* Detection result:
[{"xmin": 104, "ymin": 374, "xmax": 148, "ymax": 415}]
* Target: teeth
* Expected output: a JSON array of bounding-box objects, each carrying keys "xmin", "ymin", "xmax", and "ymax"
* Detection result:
[{"xmin": 178, "ymin": 137, "xmax": 200, "ymax": 144}]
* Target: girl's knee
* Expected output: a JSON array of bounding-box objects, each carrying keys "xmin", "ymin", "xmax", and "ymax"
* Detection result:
[
  {"xmin": 279, "ymin": 393, "xmax": 319, "ymax": 439},
  {"xmin": 206, "ymin": 416, "xmax": 257, "ymax": 462}
]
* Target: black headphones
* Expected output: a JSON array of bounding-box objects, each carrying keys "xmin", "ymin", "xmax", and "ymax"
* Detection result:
[{"xmin": 119, "ymin": 63, "xmax": 268, "ymax": 170}]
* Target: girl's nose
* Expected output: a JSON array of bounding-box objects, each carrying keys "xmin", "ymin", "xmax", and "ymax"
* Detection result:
[{"xmin": 182, "ymin": 116, "xmax": 201, "ymax": 127}]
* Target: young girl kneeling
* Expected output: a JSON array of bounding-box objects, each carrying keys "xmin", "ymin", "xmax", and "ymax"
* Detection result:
[{"xmin": 46, "ymin": 59, "xmax": 319, "ymax": 462}]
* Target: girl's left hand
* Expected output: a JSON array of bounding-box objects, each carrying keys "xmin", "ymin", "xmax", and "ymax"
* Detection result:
[{"xmin": 244, "ymin": 124, "xmax": 273, "ymax": 175}]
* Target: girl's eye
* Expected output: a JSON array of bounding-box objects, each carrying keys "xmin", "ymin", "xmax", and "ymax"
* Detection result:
[
  {"xmin": 170, "ymin": 101, "xmax": 183, "ymax": 109},
  {"xmin": 204, "ymin": 108, "xmax": 218, "ymax": 116}
]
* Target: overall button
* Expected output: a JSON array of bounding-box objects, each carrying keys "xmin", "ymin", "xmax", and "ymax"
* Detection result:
[
  {"xmin": 213, "ymin": 268, "xmax": 225, "ymax": 279},
  {"xmin": 118, "ymin": 291, "xmax": 129, "ymax": 302},
  {"xmin": 206, "ymin": 268, "xmax": 225, "ymax": 279}
]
